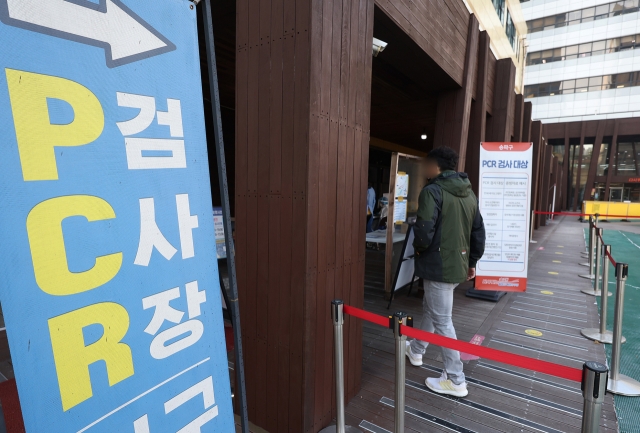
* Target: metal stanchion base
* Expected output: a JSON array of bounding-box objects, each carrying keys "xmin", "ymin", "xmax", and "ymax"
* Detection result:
[
  {"xmin": 580, "ymin": 328, "xmax": 626, "ymax": 344},
  {"xmin": 580, "ymin": 289, "xmax": 612, "ymax": 296},
  {"xmin": 607, "ymin": 375, "xmax": 640, "ymax": 396},
  {"xmin": 579, "ymin": 274, "xmax": 601, "ymax": 280},
  {"xmin": 530, "ymin": 240, "xmax": 537, "ymax": 244},
  {"xmin": 579, "ymin": 262, "xmax": 590, "ymax": 267}
]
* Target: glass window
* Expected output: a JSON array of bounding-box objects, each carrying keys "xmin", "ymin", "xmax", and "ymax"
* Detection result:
[
  {"xmin": 561, "ymin": 79, "xmax": 575, "ymax": 90},
  {"xmin": 576, "ymin": 78, "xmax": 589, "ymax": 89},
  {"xmin": 624, "ymin": 0, "xmax": 639, "ymax": 12},
  {"xmin": 506, "ymin": 10, "xmax": 517, "ymax": 50},
  {"xmin": 568, "ymin": 10, "xmax": 582, "ymax": 21},
  {"xmin": 592, "ymin": 40, "xmax": 606, "ymax": 53},
  {"xmin": 596, "ymin": 4, "xmax": 609, "ymax": 18},
  {"xmin": 492, "ymin": 0, "xmax": 505, "ymax": 24},
  {"xmin": 611, "ymin": 1, "xmax": 625, "ymax": 15},
  {"xmin": 589, "ymin": 76, "xmax": 603, "ymax": 86},
  {"xmin": 620, "ymin": 35, "xmax": 635, "ymax": 51},
  {"xmin": 616, "ymin": 142, "xmax": 638, "ymax": 175},
  {"xmin": 579, "ymin": 43, "xmax": 592, "ymax": 54},
  {"xmin": 538, "ymin": 84, "xmax": 549, "ymax": 96},
  {"xmin": 549, "ymin": 82, "xmax": 561, "ymax": 95},
  {"xmin": 602, "ymin": 75, "xmax": 614, "ymax": 90},
  {"xmin": 582, "ymin": 7, "xmax": 595, "ymax": 18},
  {"xmin": 566, "ymin": 44, "xmax": 579, "ymax": 56},
  {"xmin": 524, "ymin": 85, "xmax": 536, "ymax": 98},
  {"xmin": 616, "ymin": 73, "xmax": 631, "ymax": 86}
]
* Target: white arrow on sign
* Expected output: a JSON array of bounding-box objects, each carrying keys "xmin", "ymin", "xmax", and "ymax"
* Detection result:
[{"xmin": 0, "ymin": 0, "xmax": 175, "ymax": 67}]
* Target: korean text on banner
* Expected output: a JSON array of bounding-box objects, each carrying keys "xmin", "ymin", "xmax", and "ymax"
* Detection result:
[
  {"xmin": 475, "ymin": 142, "xmax": 533, "ymax": 292},
  {"xmin": 0, "ymin": 1, "xmax": 234, "ymax": 432}
]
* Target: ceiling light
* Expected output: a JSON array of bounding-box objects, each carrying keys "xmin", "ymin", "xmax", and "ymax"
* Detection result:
[
  {"xmin": 372, "ymin": 38, "xmax": 387, "ymax": 57},
  {"xmin": 421, "ymin": 128, "xmax": 427, "ymax": 140}
]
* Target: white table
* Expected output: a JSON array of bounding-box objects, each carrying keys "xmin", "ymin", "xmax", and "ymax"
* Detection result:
[{"xmin": 366, "ymin": 230, "xmax": 406, "ymax": 244}]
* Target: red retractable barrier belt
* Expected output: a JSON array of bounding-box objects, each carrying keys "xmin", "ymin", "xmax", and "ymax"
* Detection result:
[
  {"xmin": 596, "ymin": 233, "xmax": 618, "ymax": 266},
  {"xmin": 534, "ymin": 210, "xmax": 640, "ymax": 219},
  {"xmin": 401, "ymin": 326, "xmax": 583, "ymax": 382},
  {"xmin": 343, "ymin": 305, "xmax": 389, "ymax": 328},
  {"xmin": 343, "ymin": 305, "xmax": 584, "ymax": 383},
  {"xmin": 605, "ymin": 249, "xmax": 617, "ymax": 266}
]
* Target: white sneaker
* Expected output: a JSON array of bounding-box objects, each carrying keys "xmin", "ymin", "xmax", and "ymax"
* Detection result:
[
  {"xmin": 426, "ymin": 371, "xmax": 468, "ymax": 397},
  {"xmin": 405, "ymin": 341, "xmax": 423, "ymax": 366}
]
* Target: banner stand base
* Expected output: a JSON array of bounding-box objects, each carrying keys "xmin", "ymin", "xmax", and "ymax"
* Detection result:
[{"xmin": 466, "ymin": 288, "xmax": 507, "ymax": 302}]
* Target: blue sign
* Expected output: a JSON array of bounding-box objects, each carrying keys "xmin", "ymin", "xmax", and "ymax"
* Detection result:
[{"xmin": 0, "ymin": 0, "xmax": 234, "ymax": 432}]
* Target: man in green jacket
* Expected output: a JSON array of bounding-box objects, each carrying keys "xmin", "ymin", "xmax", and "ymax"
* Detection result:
[{"xmin": 405, "ymin": 146, "xmax": 485, "ymax": 398}]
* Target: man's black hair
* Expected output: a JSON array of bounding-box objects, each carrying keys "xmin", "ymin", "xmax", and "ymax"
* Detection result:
[{"xmin": 427, "ymin": 146, "xmax": 459, "ymax": 171}]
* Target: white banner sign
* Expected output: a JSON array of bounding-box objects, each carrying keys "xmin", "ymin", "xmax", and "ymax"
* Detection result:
[{"xmin": 476, "ymin": 142, "xmax": 533, "ymax": 292}]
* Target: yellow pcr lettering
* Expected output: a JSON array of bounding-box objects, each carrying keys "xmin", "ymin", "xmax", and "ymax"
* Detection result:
[
  {"xmin": 48, "ymin": 302, "xmax": 134, "ymax": 411},
  {"xmin": 26, "ymin": 195, "xmax": 122, "ymax": 295},
  {"xmin": 5, "ymin": 69, "xmax": 104, "ymax": 181}
]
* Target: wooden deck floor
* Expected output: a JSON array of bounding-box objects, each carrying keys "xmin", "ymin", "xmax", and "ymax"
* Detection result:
[{"xmin": 346, "ymin": 216, "xmax": 619, "ymax": 433}]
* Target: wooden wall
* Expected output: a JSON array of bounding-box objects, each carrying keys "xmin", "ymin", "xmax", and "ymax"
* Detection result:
[
  {"xmin": 375, "ymin": 0, "xmax": 469, "ymax": 85},
  {"xmin": 235, "ymin": 0, "xmax": 374, "ymax": 431}
]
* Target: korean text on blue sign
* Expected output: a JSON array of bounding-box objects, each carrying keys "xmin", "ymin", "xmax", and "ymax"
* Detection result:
[{"xmin": 0, "ymin": 0, "xmax": 234, "ymax": 432}]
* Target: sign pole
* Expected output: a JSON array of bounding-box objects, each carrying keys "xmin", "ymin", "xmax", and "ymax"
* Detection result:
[{"xmin": 201, "ymin": 0, "xmax": 250, "ymax": 430}]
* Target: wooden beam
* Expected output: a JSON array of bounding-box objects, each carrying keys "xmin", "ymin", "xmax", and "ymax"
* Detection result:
[
  {"xmin": 584, "ymin": 120, "xmax": 606, "ymax": 203},
  {"xmin": 539, "ymin": 142, "xmax": 553, "ymax": 227},
  {"xmin": 571, "ymin": 123, "xmax": 587, "ymax": 211},
  {"xmin": 530, "ymin": 121, "xmax": 543, "ymax": 229},
  {"xmin": 605, "ymin": 120, "xmax": 620, "ymax": 199},
  {"xmin": 562, "ymin": 124, "xmax": 570, "ymax": 211},
  {"xmin": 235, "ymin": 0, "xmax": 374, "ymax": 430},
  {"xmin": 466, "ymin": 30, "xmax": 489, "ymax": 194},
  {"xmin": 433, "ymin": 14, "xmax": 480, "ymax": 172},
  {"xmin": 486, "ymin": 58, "xmax": 516, "ymax": 142},
  {"xmin": 513, "ymin": 93, "xmax": 524, "ymax": 141},
  {"xmin": 522, "ymin": 101, "xmax": 532, "ymax": 143}
]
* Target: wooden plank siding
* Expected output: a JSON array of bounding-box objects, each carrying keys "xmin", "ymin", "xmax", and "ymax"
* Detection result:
[
  {"xmin": 235, "ymin": 0, "xmax": 374, "ymax": 431},
  {"xmin": 486, "ymin": 58, "xmax": 516, "ymax": 143},
  {"xmin": 432, "ymin": 15, "xmax": 480, "ymax": 172},
  {"xmin": 486, "ymin": 52, "xmax": 496, "ymax": 116},
  {"xmin": 374, "ymin": 0, "xmax": 469, "ymax": 86},
  {"xmin": 466, "ymin": 30, "xmax": 490, "ymax": 195}
]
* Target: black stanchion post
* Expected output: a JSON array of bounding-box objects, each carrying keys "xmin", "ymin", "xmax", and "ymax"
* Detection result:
[
  {"xmin": 393, "ymin": 312, "xmax": 409, "ymax": 433},
  {"xmin": 581, "ymin": 361, "xmax": 608, "ymax": 433},
  {"xmin": 607, "ymin": 264, "xmax": 640, "ymax": 396},
  {"xmin": 320, "ymin": 301, "xmax": 363, "ymax": 433}
]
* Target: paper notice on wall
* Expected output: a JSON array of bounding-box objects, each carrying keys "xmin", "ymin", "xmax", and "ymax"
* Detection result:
[
  {"xmin": 396, "ymin": 173, "xmax": 409, "ymax": 198},
  {"xmin": 213, "ymin": 207, "xmax": 226, "ymax": 259},
  {"xmin": 476, "ymin": 142, "xmax": 533, "ymax": 292},
  {"xmin": 394, "ymin": 198, "xmax": 407, "ymax": 224}
]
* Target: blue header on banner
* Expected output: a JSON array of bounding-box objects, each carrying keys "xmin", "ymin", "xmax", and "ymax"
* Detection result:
[{"xmin": 0, "ymin": 0, "xmax": 234, "ymax": 431}]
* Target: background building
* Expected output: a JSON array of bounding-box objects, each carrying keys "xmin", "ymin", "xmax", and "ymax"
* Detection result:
[{"xmin": 522, "ymin": 0, "xmax": 640, "ymax": 210}]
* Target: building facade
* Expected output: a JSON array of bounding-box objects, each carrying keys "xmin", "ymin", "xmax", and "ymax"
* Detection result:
[
  {"xmin": 203, "ymin": 0, "xmax": 551, "ymax": 431},
  {"xmin": 521, "ymin": 0, "xmax": 640, "ymax": 209},
  {"xmin": 522, "ymin": 0, "xmax": 640, "ymax": 123}
]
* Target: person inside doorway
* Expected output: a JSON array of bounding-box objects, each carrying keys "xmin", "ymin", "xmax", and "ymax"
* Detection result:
[
  {"xmin": 366, "ymin": 182, "xmax": 376, "ymax": 233},
  {"xmin": 405, "ymin": 146, "xmax": 485, "ymax": 398}
]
